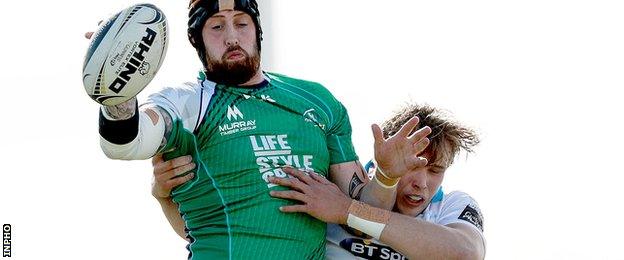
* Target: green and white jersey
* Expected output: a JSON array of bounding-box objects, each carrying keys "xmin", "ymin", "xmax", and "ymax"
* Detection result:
[{"xmin": 145, "ymin": 72, "xmax": 358, "ymax": 260}]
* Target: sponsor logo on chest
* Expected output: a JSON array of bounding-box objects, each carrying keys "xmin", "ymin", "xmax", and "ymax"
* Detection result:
[
  {"xmin": 249, "ymin": 134, "xmax": 316, "ymax": 188},
  {"xmin": 219, "ymin": 105, "xmax": 257, "ymax": 136}
]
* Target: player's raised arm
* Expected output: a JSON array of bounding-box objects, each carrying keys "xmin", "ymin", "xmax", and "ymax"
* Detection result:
[
  {"xmin": 329, "ymin": 117, "xmax": 431, "ymax": 210},
  {"xmin": 82, "ymin": 4, "xmax": 170, "ymax": 160}
]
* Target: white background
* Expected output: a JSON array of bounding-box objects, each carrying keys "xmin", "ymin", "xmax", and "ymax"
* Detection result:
[{"xmin": 1, "ymin": 0, "xmax": 623, "ymax": 259}]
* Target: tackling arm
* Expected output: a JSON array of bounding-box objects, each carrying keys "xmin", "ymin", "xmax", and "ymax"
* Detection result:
[
  {"xmin": 150, "ymin": 154, "xmax": 196, "ymax": 241},
  {"xmin": 380, "ymin": 212, "xmax": 485, "ymax": 259},
  {"xmin": 270, "ymin": 168, "xmax": 485, "ymax": 260}
]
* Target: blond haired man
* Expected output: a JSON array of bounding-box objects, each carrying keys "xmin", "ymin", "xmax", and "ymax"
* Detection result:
[{"xmin": 269, "ymin": 103, "xmax": 486, "ymax": 259}]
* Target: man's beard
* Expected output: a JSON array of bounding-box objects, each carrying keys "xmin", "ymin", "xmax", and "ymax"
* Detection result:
[{"xmin": 204, "ymin": 45, "xmax": 260, "ymax": 86}]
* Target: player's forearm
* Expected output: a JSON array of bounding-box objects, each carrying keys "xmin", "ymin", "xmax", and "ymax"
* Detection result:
[
  {"xmin": 380, "ymin": 213, "xmax": 484, "ymax": 260},
  {"xmin": 344, "ymin": 201, "xmax": 484, "ymax": 259},
  {"xmin": 99, "ymin": 98, "xmax": 169, "ymax": 160},
  {"xmin": 156, "ymin": 197, "xmax": 188, "ymax": 241},
  {"xmin": 357, "ymin": 168, "xmax": 400, "ymax": 210},
  {"xmin": 358, "ymin": 180, "xmax": 396, "ymax": 210}
]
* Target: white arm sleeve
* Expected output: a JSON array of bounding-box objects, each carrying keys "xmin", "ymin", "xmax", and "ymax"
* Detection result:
[
  {"xmin": 100, "ymin": 106, "xmax": 166, "ymax": 160},
  {"xmin": 99, "ymin": 81, "xmax": 214, "ymax": 160}
]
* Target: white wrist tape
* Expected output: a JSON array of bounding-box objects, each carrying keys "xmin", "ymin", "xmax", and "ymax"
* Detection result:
[
  {"xmin": 347, "ymin": 214, "xmax": 386, "ymax": 240},
  {"xmin": 346, "ymin": 201, "xmax": 391, "ymax": 240}
]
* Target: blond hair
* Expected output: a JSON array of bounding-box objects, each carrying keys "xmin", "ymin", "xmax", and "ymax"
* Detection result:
[{"xmin": 381, "ymin": 103, "xmax": 480, "ymax": 167}]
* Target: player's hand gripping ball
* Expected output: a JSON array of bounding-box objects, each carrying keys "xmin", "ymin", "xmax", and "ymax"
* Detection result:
[{"xmin": 82, "ymin": 3, "xmax": 168, "ymax": 106}]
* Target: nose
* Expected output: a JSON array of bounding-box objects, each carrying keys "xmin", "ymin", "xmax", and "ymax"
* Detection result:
[
  {"xmin": 410, "ymin": 171, "xmax": 428, "ymax": 190},
  {"xmin": 224, "ymin": 25, "xmax": 240, "ymax": 47}
]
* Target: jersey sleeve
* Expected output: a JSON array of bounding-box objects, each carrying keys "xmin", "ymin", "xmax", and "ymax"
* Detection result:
[
  {"xmin": 437, "ymin": 191, "xmax": 485, "ymax": 233},
  {"xmin": 143, "ymin": 81, "xmax": 213, "ymax": 133},
  {"xmin": 326, "ymin": 101, "xmax": 358, "ymax": 164},
  {"xmin": 264, "ymin": 72, "xmax": 359, "ymax": 165},
  {"xmin": 143, "ymin": 81, "xmax": 215, "ymax": 151}
]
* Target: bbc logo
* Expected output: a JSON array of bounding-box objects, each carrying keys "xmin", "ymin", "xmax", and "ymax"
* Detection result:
[{"xmin": 2, "ymin": 224, "xmax": 10, "ymax": 257}]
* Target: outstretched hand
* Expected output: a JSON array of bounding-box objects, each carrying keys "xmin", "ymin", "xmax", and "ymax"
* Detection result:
[
  {"xmin": 268, "ymin": 167, "xmax": 352, "ymax": 225},
  {"xmin": 371, "ymin": 116, "xmax": 432, "ymax": 179}
]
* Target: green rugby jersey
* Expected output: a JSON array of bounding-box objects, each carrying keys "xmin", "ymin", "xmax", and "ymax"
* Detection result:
[{"xmin": 145, "ymin": 72, "xmax": 358, "ymax": 259}]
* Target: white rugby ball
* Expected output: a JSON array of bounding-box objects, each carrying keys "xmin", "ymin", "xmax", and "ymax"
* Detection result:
[{"xmin": 83, "ymin": 3, "xmax": 168, "ymax": 106}]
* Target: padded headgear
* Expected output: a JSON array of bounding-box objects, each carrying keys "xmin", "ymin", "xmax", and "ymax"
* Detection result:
[{"xmin": 188, "ymin": 0, "xmax": 262, "ymax": 70}]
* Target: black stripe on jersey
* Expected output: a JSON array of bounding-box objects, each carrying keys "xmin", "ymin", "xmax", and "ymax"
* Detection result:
[{"xmin": 99, "ymin": 101, "xmax": 139, "ymax": 145}]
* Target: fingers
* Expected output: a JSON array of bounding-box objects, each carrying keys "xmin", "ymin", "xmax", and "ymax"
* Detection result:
[
  {"xmin": 279, "ymin": 205, "xmax": 307, "ymax": 213},
  {"xmin": 408, "ymin": 125, "xmax": 432, "ymax": 142},
  {"xmin": 268, "ymin": 175, "xmax": 309, "ymax": 193},
  {"xmin": 169, "ymin": 155, "xmax": 194, "ymax": 169},
  {"xmin": 282, "ymin": 167, "xmax": 314, "ymax": 184},
  {"xmin": 409, "ymin": 156, "xmax": 428, "ymax": 169},
  {"xmin": 308, "ymin": 172, "xmax": 332, "ymax": 185},
  {"xmin": 270, "ymin": 190, "xmax": 308, "ymax": 203},
  {"xmin": 154, "ymin": 155, "xmax": 193, "ymax": 175},
  {"xmin": 166, "ymin": 172, "xmax": 195, "ymax": 188},
  {"xmin": 156, "ymin": 161, "xmax": 196, "ymax": 182},
  {"xmin": 153, "ymin": 171, "xmax": 195, "ymax": 198},
  {"xmin": 371, "ymin": 124, "xmax": 384, "ymax": 146},
  {"xmin": 413, "ymin": 137, "xmax": 430, "ymax": 155},
  {"xmin": 395, "ymin": 116, "xmax": 420, "ymax": 138}
]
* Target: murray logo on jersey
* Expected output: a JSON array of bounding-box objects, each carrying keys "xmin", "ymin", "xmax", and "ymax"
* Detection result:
[
  {"xmin": 227, "ymin": 105, "xmax": 244, "ymax": 120},
  {"xmin": 250, "ymin": 134, "xmax": 315, "ymax": 188},
  {"xmin": 219, "ymin": 105, "xmax": 256, "ymax": 136}
]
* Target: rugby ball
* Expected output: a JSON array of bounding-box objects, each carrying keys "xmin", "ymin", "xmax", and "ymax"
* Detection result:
[{"xmin": 82, "ymin": 3, "xmax": 168, "ymax": 106}]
